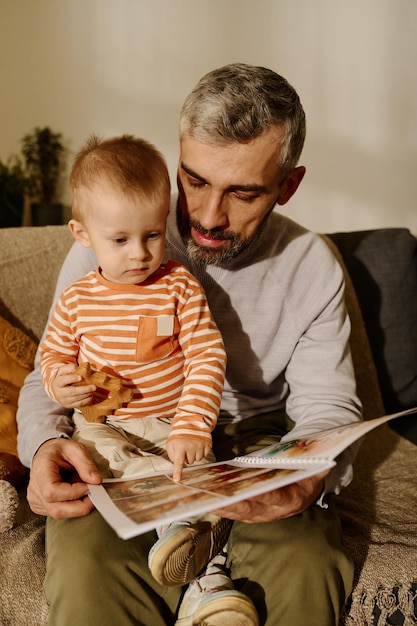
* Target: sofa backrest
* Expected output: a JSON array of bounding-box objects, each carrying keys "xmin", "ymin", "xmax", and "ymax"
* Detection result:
[
  {"xmin": 0, "ymin": 225, "xmax": 74, "ymax": 342},
  {"xmin": 322, "ymin": 235, "xmax": 385, "ymax": 421},
  {"xmin": 1, "ymin": 224, "xmax": 414, "ymax": 428},
  {"xmin": 328, "ymin": 229, "xmax": 417, "ymax": 418}
]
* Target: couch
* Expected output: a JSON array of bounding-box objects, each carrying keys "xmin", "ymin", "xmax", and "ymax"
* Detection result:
[{"xmin": 0, "ymin": 224, "xmax": 416, "ymax": 626}]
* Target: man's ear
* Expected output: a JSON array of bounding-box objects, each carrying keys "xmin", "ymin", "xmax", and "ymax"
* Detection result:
[
  {"xmin": 277, "ymin": 166, "xmax": 306, "ymax": 206},
  {"xmin": 68, "ymin": 219, "xmax": 92, "ymax": 248}
]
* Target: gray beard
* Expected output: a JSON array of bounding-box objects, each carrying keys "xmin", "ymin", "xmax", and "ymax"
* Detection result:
[
  {"xmin": 176, "ymin": 198, "xmax": 275, "ymax": 266},
  {"xmin": 181, "ymin": 219, "xmax": 269, "ymax": 266},
  {"xmin": 184, "ymin": 236, "xmax": 248, "ymax": 265}
]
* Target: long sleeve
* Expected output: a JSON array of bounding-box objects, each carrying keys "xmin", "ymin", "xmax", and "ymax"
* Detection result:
[
  {"xmin": 166, "ymin": 274, "xmax": 226, "ymax": 444},
  {"xmin": 39, "ymin": 274, "xmax": 94, "ymax": 401},
  {"xmin": 17, "ymin": 242, "xmax": 97, "ymax": 467},
  {"xmin": 165, "ymin": 200, "xmax": 362, "ymax": 494}
]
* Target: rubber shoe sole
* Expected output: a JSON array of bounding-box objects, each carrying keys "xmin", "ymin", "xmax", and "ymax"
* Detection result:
[
  {"xmin": 174, "ymin": 589, "xmax": 259, "ymax": 626},
  {"xmin": 149, "ymin": 515, "xmax": 232, "ymax": 587}
]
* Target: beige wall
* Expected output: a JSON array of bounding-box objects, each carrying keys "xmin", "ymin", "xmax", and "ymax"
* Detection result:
[{"xmin": 1, "ymin": 0, "xmax": 416, "ymax": 232}]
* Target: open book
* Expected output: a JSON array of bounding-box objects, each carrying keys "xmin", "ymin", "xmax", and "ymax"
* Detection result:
[{"xmin": 88, "ymin": 407, "xmax": 416, "ymax": 539}]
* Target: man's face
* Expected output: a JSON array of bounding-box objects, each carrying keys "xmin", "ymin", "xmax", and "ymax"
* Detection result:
[{"xmin": 176, "ymin": 130, "xmax": 286, "ymax": 264}]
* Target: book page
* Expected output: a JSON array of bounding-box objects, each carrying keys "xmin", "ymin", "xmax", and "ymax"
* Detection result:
[
  {"xmin": 89, "ymin": 459, "xmax": 334, "ymax": 539},
  {"xmin": 232, "ymin": 408, "xmax": 417, "ymax": 468},
  {"xmin": 88, "ymin": 407, "xmax": 416, "ymax": 539}
]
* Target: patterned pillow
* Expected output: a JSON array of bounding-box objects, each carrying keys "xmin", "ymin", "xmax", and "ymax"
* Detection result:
[{"xmin": 0, "ymin": 316, "xmax": 37, "ymax": 486}]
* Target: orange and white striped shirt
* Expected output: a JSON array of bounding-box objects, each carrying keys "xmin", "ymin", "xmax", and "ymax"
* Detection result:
[{"xmin": 40, "ymin": 261, "xmax": 226, "ymax": 446}]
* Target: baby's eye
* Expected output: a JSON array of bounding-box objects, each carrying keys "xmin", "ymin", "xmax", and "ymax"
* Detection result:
[
  {"xmin": 114, "ymin": 237, "xmax": 127, "ymax": 244},
  {"xmin": 147, "ymin": 232, "xmax": 160, "ymax": 240}
]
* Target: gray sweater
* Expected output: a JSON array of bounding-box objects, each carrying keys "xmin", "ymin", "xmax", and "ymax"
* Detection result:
[{"xmin": 17, "ymin": 195, "xmax": 362, "ymax": 493}]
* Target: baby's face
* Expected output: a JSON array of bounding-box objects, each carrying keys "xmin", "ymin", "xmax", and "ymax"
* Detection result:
[{"xmin": 74, "ymin": 181, "xmax": 170, "ymax": 285}]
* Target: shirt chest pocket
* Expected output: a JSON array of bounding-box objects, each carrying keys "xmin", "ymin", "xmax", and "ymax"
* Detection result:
[{"xmin": 136, "ymin": 315, "xmax": 180, "ymax": 363}]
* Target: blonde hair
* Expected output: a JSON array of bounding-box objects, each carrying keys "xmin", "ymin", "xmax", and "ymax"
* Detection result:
[{"xmin": 70, "ymin": 134, "xmax": 170, "ymax": 220}]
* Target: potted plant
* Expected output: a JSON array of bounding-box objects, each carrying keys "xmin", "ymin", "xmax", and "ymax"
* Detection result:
[
  {"xmin": 0, "ymin": 156, "xmax": 27, "ymax": 228},
  {"xmin": 21, "ymin": 126, "xmax": 65, "ymax": 226}
]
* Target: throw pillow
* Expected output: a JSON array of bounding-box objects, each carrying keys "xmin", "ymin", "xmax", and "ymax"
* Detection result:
[{"xmin": 0, "ymin": 316, "xmax": 37, "ymax": 530}]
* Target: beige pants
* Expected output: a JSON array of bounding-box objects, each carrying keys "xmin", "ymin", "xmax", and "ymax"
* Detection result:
[{"xmin": 72, "ymin": 411, "xmax": 215, "ymax": 479}]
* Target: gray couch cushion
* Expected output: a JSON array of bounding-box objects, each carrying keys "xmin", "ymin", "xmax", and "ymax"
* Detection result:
[{"xmin": 328, "ymin": 229, "xmax": 417, "ymax": 442}]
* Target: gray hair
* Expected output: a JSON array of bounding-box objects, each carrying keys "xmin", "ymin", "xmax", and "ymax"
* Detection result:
[{"xmin": 180, "ymin": 63, "xmax": 306, "ymax": 182}]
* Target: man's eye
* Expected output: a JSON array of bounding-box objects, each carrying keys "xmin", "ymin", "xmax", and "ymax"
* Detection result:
[
  {"xmin": 188, "ymin": 177, "xmax": 206, "ymax": 189},
  {"xmin": 234, "ymin": 193, "xmax": 258, "ymax": 203}
]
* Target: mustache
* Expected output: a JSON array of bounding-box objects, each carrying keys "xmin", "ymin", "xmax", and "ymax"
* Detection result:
[{"xmin": 190, "ymin": 220, "xmax": 237, "ymax": 242}]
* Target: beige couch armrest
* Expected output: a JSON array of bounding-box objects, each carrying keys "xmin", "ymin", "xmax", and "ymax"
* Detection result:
[{"xmin": 0, "ymin": 225, "xmax": 73, "ymax": 342}]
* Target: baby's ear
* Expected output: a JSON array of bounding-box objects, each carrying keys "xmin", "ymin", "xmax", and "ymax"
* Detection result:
[{"xmin": 68, "ymin": 220, "xmax": 92, "ymax": 248}]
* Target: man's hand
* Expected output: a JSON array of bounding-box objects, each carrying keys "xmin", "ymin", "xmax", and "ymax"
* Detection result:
[
  {"xmin": 213, "ymin": 469, "xmax": 329, "ymax": 523},
  {"xmin": 27, "ymin": 438, "xmax": 102, "ymax": 519},
  {"xmin": 50, "ymin": 363, "xmax": 96, "ymax": 408},
  {"xmin": 166, "ymin": 438, "xmax": 212, "ymax": 482}
]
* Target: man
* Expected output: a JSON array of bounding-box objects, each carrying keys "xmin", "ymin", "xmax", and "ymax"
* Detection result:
[{"xmin": 18, "ymin": 63, "xmax": 362, "ymax": 626}]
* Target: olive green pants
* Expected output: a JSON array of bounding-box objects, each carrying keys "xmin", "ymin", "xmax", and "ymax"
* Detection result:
[{"xmin": 44, "ymin": 413, "xmax": 354, "ymax": 625}]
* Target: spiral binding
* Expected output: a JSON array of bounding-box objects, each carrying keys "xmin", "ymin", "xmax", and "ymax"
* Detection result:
[{"xmin": 233, "ymin": 455, "xmax": 325, "ymax": 465}]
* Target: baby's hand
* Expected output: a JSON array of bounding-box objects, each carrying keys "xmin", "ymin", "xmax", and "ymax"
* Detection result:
[
  {"xmin": 166, "ymin": 438, "xmax": 212, "ymax": 482},
  {"xmin": 51, "ymin": 363, "xmax": 96, "ymax": 409}
]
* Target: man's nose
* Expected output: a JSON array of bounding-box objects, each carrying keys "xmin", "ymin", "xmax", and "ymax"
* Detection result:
[{"xmin": 198, "ymin": 191, "xmax": 229, "ymax": 231}]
